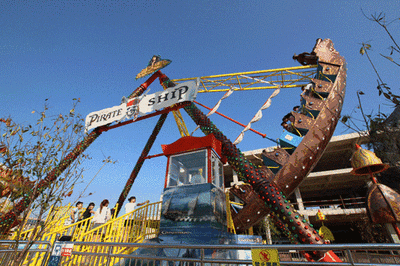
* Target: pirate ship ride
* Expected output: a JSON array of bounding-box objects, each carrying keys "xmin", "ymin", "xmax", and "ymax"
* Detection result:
[
  {"xmin": 1, "ymin": 38, "xmax": 347, "ymax": 263},
  {"xmin": 126, "ymin": 38, "xmax": 347, "ymax": 263}
]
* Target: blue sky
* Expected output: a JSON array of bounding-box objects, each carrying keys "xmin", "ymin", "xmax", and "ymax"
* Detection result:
[{"xmin": 1, "ymin": 1, "xmax": 399, "ymax": 211}]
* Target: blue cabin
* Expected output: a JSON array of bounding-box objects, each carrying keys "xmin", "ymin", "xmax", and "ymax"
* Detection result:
[
  {"xmin": 121, "ymin": 134, "xmax": 261, "ymax": 266},
  {"xmin": 160, "ymin": 134, "xmax": 228, "ymax": 237}
]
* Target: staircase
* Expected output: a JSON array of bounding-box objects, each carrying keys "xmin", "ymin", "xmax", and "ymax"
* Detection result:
[
  {"xmin": 14, "ymin": 203, "xmax": 74, "ymax": 241},
  {"xmin": 16, "ymin": 202, "xmax": 162, "ymax": 265}
]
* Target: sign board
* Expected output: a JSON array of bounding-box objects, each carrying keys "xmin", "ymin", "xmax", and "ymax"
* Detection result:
[
  {"xmin": 61, "ymin": 243, "xmax": 74, "ymax": 257},
  {"xmin": 85, "ymin": 79, "xmax": 199, "ymax": 132},
  {"xmin": 139, "ymin": 80, "xmax": 199, "ymax": 113},
  {"xmin": 235, "ymin": 235, "xmax": 262, "ymax": 260},
  {"xmin": 251, "ymin": 248, "xmax": 280, "ymax": 266},
  {"xmin": 47, "ymin": 242, "xmax": 74, "ymax": 266}
]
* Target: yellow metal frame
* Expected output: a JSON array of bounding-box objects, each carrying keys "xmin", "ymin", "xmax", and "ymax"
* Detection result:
[
  {"xmin": 172, "ymin": 65, "xmax": 317, "ymax": 93},
  {"xmin": 171, "ymin": 110, "xmax": 189, "ymax": 137},
  {"xmin": 15, "ymin": 203, "xmax": 116, "ymax": 264},
  {"xmin": 14, "ymin": 203, "xmax": 74, "ymax": 241},
  {"xmin": 169, "ymin": 65, "xmax": 317, "ymax": 136},
  {"xmin": 20, "ymin": 202, "xmax": 161, "ymax": 265},
  {"xmin": 226, "ymin": 192, "xmax": 236, "ymax": 234},
  {"xmin": 69, "ymin": 201, "xmax": 161, "ymax": 266}
]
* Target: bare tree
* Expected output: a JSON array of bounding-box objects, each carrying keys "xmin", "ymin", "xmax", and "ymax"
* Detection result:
[
  {"xmin": 0, "ymin": 99, "xmax": 94, "ymax": 265},
  {"xmin": 341, "ymin": 11, "xmax": 400, "ymax": 191}
]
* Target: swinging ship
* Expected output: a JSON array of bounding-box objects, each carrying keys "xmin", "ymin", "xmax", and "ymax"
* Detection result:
[
  {"xmin": 229, "ymin": 38, "xmax": 347, "ymax": 232},
  {"xmin": 0, "ymin": 37, "xmax": 347, "ymax": 264}
]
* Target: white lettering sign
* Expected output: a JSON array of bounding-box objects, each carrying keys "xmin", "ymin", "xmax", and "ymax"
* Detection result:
[
  {"xmin": 85, "ymin": 79, "xmax": 199, "ymax": 132},
  {"xmin": 139, "ymin": 80, "xmax": 199, "ymax": 113},
  {"xmin": 85, "ymin": 104, "xmax": 127, "ymax": 132},
  {"xmin": 51, "ymin": 242, "xmax": 74, "ymax": 257}
]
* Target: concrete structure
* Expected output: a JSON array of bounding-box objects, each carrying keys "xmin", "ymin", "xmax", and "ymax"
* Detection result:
[{"xmin": 224, "ymin": 131, "xmax": 397, "ymax": 243}]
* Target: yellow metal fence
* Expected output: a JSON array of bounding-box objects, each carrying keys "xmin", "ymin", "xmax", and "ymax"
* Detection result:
[
  {"xmin": 23, "ymin": 202, "xmax": 162, "ymax": 265},
  {"xmin": 14, "ymin": 203, "xmax": 74, "ymax": 241}
]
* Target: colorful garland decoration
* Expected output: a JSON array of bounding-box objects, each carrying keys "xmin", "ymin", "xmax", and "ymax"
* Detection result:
[{"xmin": 183, "ymin": 102, "xmax": 327, "ymax": 260}]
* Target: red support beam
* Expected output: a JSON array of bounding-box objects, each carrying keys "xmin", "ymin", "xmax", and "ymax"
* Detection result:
[{"xmin": 194, "ymin": 100, "xmax": 266, "ymax": 138}]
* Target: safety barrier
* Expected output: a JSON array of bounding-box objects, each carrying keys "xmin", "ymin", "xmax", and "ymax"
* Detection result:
[
  {"xmin": 9, "ymin": 215, "xmax": 96, "ymax": 265},
  {"xmin": 53, "ymin": 242, "xmax": 400, "ymax": 266},
  {"xmin": 14, "ymin": 203, "xmax": 74, "ymax": 241},
  {"xmin": 67, "ymin": 201, "xmax": 161, "ymax": 265},
  {"xmin": 300, "ymin": 196, "xmax": 367, "ymax": 210},
  {"xmin": 16, "ymin": 203, "xmax": 121, "ymax": 242},
  {"xmin": 0, "ymin": 240, "xmax": 52, "ymax": 266},
  {"xmin": 9, "ymin": 217, "xmax": 93, "ymax": 266},
  {"xmin": 9, "ymin": 202, "xmax": 160, "ymax": 265},
  {"xmin": 2, "ymin": 239, "xmax": 400, "ymax": 265}
]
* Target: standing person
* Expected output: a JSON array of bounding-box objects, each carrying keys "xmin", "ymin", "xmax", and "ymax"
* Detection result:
[
  {"xmin": 74, "ymin": 202, "xmax": 95, "ymax": 239},
  {"xmin": 124, "ymin": 197, "xmax": 149, "ymax": 241},
  {"xmin": 81, "ymin": 202, "xmax": 96, "ymax": 220},
  {"xmin": 124, "ymin": 197, "xmax": 149, "ymax": 215},
  {"xmin": 92, "ymin": 199, "xmax": 111, "ymax": 242},
  {"xmin": 64, "ymin": 201, "xmax": 83, "ymax": 236},
  {"xmin": 77, "ymin": 202, "xmax": 95, "ymax": 231},
  {"xmin": 68, "ymin": 201, "xmax": 83, "ymax": 225},
  {"xmin": 191, "ymin": 169, "xmax": 205, "ymax": 184}
]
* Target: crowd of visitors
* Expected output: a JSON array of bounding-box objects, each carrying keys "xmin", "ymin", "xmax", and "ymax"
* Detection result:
[{"xmin": 64, "ymin": 196, "xmax": 149, "ymax": 239}]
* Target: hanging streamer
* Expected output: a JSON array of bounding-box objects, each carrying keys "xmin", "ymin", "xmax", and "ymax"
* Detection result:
[
  {"xmin": 233, "ymin": 82, "xmax": 281, "ymax": 145},
  {"xmin": 191, "ymin": 84, "xmax": 238, "ymax": 135},
  {"xmin": 191, "ymin": 74, "xmax": 282, "ymax": 142}
]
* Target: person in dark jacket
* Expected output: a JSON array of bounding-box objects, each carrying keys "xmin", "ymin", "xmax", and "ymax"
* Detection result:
[
  {"xmin": 77, "ymin": 202, "xmax": 95, "ymax": 230},
  {"xmin": 82, "ymin": 202, "xmax": 95, "ymax": 220}
]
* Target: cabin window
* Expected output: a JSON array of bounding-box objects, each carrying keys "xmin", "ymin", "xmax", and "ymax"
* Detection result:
[
  {"xmin": 167, "ymin": 149, "xmax": 207, "ymax": 188},
  {"xmin": 211, "ymin": 151, "xmax": 224, "ymax": 189}
]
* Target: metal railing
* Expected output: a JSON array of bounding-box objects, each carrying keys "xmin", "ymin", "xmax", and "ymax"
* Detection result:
[
  {"xmin": 0, "ymin": 240, "xmax": 52, "ymax": 266},
  {"xmin": 2, "ymin": 240, "xmax": 400, "ymax": 266},
  {"xmin": 14, "ymin": 204, "xmax": 74, "ymax": 241},
  {"xmin": 55, "ymin": 242, "xmax": 400, "ymax": 266},
  {"xmin": 301, "ymin": 197, "xmax": 367, "ymax": 210},
  {"xmin": 17, "ymin": 203, "xmax": 121, "ymax": 242},
  {"xmin": 291, "ymin": 197, "xmax": 367, "ymax": 212},
  {"xmin": 8, "ymin": 202, "xmax": 161, "ymax": 265},
  {"xmin": 64, "ymin": 201, "xmax": 162, "ymax": 265}
]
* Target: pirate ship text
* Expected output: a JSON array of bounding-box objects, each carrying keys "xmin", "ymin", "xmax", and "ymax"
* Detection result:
[{"xmin": 85, "ymin": 81, "xmax": 199, "ymax": 132}]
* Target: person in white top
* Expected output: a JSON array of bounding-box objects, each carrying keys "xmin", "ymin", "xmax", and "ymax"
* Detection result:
[
  {"xmin": 64, "ymin": 201, "xmax": 83, "ymax": 236},
  {"xmin": 92, "ymin": 199, "xmax": 111, "ymax": 242},
  {"xmin": 124, "ymin": 196, "xmax": 149, "ymax": 216},
  {"xmin": 124, "ymin": 196, "xmax": 149, "ymax": 241}
]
